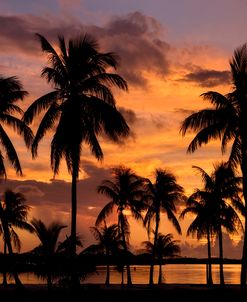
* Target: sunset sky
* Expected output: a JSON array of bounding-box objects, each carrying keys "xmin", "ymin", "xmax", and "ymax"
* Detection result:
[{"xmin": 0, "ymin": 0, "xmax": 246, "ymax": 258}]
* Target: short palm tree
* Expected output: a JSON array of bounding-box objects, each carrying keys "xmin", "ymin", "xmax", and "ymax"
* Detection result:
[
  {"xmin": 143, "ymin": 169, "xmax": 184, "ymax": 286},
  {"xmin": 31, "ymin": 218, "xmax": 66, "ymax": 288},
  {"xmin": 0, "ymin": 75, "xmax": 33, "ymax": 177},
  {"xmin": 0, "ymin": 189, "xmax": 33, "ymax": 286},
  {"xmin": 180, "ymin": 163, "xmax": 243, "ymax": 286},
  {"xmin": 180, "ymin": 194, "xmax": 214, "ymax": 285},
  {"xmin": 84, "ymin": 223, "xmax": 122, "ymax": 286},
  {"xmin": 23, "ymin": 34, "xmax": 129, "ymax": 260},
  {"xmin": 142, "ymin": 233, "xmax": 180, "ymax": 284},
  {"xmin": 180, "ymin": 43, "xmax": 247, "ymax": 287},
  {"xmin": 96, "ymin": 166, "xmax": 145, "ymax": 286}
]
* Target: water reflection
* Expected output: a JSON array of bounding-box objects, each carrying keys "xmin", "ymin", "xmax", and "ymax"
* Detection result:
[{"xmin": 0, "ymin": 264, "xmax": 241, "ymax": 285}]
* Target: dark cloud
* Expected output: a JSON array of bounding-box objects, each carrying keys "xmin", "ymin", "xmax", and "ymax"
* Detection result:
[
  {"xmin": 0, "ymin": 11, "xmax": 170, "ymax": 87},
  {"xmin": 181, "ymin": 68, "xmax": 231, "ymax": 87},
  {"xmin": 117, "ymin": 106, "xmax": 137, "ymax": 125},
  {"xmin": 174, "ymin": 108, "xmax": 195, "ymax": 116},
  {"xmin": 0, "ymin": 15, "xmax": 83, "ymax": 55},
  {"xmin": 1, "ymin": 161, "xmax": 111, "ymax": 212},
  {"xmin": 98, "ymin": 11, "xmax": 170, "ymax": 86}
]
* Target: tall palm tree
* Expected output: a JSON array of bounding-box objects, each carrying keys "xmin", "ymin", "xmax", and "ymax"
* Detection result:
[
  {"xmin": 84, "ymin": 223, "xmax": 122, "ymax": 286},
  {"xmin": 142, "ymin": 233, "xmax": 180, "ymax": 284},
  {"xmin": 0, "ymin": 189, "xmax": 33, "ymax": 286},
  {"xmin": 96, "ymin": 166, "xmax": 145, "ymax": 286},
  {"xmin": 31, "ymin": 218, "xmax": 66, "ymax": 288},
  {"xmin": 180, "ymin": 43, "xmax": 247, "ymax": 287},
  {"xmin": 23, "ymin": 34, "xmax": 129, "ymax": 259},
  {"xmin": 0, "ymin": 75, "xmax": 32, "ymax": 177},
  {"xmin": 143, "ymin": 169, "xmax": 184, "ymax": 286},
  {"xmin": 181, "ymin": 163, "xmax": 243, "ymax": 286}
]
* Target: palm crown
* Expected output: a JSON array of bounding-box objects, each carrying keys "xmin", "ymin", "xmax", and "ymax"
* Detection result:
[
  {"xmin": 24, "ymin": 34, "xmax": 129, "ymax": 177},
  {"xmin": 0, "ymin": 75, "xmax": 33, "ymax": 177}
]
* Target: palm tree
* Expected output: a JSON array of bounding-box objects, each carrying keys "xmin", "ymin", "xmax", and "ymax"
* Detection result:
[
  {"xmin": 143, "ymin": 169, "xmax": 184, "ymax": 286},
  {"xmin": 180, "ymin": 194, "xmax": 214, "ymax": 286},
  {"xmin": 96, "ymin": 166, "xmax": 145, "ymax": 286},
  {"xmin": 84, "ymin": 223, "xmax": 122, "ymax": 286},
  {"xmin": 23, "ymin": 34, "xmax": 129, "ymax": 260},
  {"xmin": 0, "ymin": 189, "xmax": 33, "ymax": 286},
  {"xmin": 180, "ymin": 163, "xmax": 243, "ymax": 286},
  {"xmin": 0, "ymin": 75, "xmax": 32, "ymax": 177},
  {"xmin": 142, "ymin": 233, "xmax": 180, "ymax": 284},
  {"xmin": 31, "ymin": 218, "xmax": 66, "ymax": 288},
  {"xmin": 180, "ymin": 43, "xmax": 247, "ymax": 287}
]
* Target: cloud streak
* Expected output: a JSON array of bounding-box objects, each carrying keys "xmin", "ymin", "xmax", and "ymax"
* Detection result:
[{"xmin": 180, "ymin": 68, "xmax": 231, "ymax": 87}]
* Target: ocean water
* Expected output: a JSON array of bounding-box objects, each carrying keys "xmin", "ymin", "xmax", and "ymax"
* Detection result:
[{"xmin": 0, "ymin": 264, "xmax": 241, "ymax": 285}]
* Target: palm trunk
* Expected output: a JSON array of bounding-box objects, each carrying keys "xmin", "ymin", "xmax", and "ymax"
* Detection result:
[
  {"xmin": 71, "ymin": 168, "xmax": 77, "ymax": 255},
  {"xmin": 149, "ymin": 211, "xmax": 160, "ymax": 286},
  {"xmin": 71, "ymin": 166, "xmax": 78, "ymax": 286},
  {"xmin": 218, "ymin": 226, "xmax": 225, "ymax": 286},
  {"xmin": 121, "ymin": 267, "xmax": 124, "ymax": 287},
  {"xmin": 0, "ymin": 204, "xmax": 22, "ymax": 287},
  {"xmin": 119, "ymin": 211, "xmax": 132, "ymax": 286},
  {"xmin": 240, "ymin": 150, "xmax": 247, "ymax": 288},
  {"xmin": 206, "ymin": 227, "xmax": 213, "ymax": 286},
  {"xmin": 105, "ymin": 249, "xmax": 110, "ymax": 286},
  {"xmin": 3, "ymin": 241, "xmax": 7, "ymax": 286},
  {"xmin": 47, "ymin": 273, "xmax": 52, "ymax": 290},
  {"xmin": 158, "ymin": 260, "xmax": 162, "ymax": 285}
]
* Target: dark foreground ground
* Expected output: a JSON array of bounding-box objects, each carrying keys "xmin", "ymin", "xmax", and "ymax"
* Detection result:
[{"xmin": 0, "ymin": 284, "xmax": 246, "ymax": 302}]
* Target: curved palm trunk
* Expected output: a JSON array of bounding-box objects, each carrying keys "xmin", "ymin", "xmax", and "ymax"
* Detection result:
[
  {"xmin": 218, "ymin": 226, "xmax": 225, "ymax": 286},
  {"xmin": 2, "ymin": 242, "xmax": 7, "ymax": 286},
  {"xmin": 149, "ymin": 211, "xmax": 160, "ymax": 286},
  {"xmin": 206, "ymin": 227, "xmax": 213, "ymax": 286},
  {"xmin": 240, "ymin": 149, "xmax": 247, "ymax": 288},
  {"xmin": 119, "ymin": 211, "xmax": 132, "ymax": 286}
]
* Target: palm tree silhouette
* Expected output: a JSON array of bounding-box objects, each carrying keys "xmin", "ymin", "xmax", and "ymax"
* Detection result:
[
  {"xmin": 96, "ymin": 166, "xmax": 145, "ymax": 286},
  {"xmin": 31, "ymin": 218, "xmax": 66, "ymax": 289},
  {"xmin": 84, "ymin": 223, "xmax": 122, "ymax": 286},
  {"xmin": 180, "ymin": 43, "xmax": 247, "ymax": 287},
  {"xmin": 143, "ymin": 169, "xmax": 184, "ymax": 286},
  {"xmin": 180, "ymin": 163, "xmax": 242, "ymax": 286},
  {"xmin": 0, "ymin": 189, "xmax": 33, "ymax": 286},
  {"xmin": 23, "ymin": 34, "xmax": 129, "ymax": 263},
  {"xmin": 0, "ymin": 75, "xmax": 32, "ymax": 177},
  {"xmin": 142, "ymin": 233, "xmax": 180, "ymax": 284},
  {"xmin": 180, "ymin": 191, "xmax": 214, "ymax": 286}
]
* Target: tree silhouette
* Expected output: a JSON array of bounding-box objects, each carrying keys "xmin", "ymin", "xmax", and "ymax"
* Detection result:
[
  {"xmin": 143, "ymin": 169, "xmax": 184, "ymax": 286},
  {"xmin": 180, "ymin": 193, "xmax": 214, "ymax": 286},
  {"xmin": 0, "ymin": 190, "xmax": 33, "ymax": 287},
  {"xmin": 84, "ymin": 223, "xmax": 122, "ymax": 286},
  {"xmin": 180, "ymin": 163, "xmax": 243, "ymax": 286},
  {"xmin": 180, "ymin": 43, "xmax": 247, "ymax": 287},
  {"xmin": 23, "ymin": 34, "xmax": 129, "ymax": 265},
  {"xmin": 96, "ymin": 166, "xmax": 145, "ymax": 286},
  {"xmin": 0, "ymin": 75, "xmax": 32, "ymax": 177},
  {"xmin": 31, "ymin": 219, "xmax": 66, "ymax": 288},
  {"xmin": 142, "ymin": 233, "xmax": 180, "ymax": 284}
]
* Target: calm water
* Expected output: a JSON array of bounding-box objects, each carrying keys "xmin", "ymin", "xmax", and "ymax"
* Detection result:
[{"xmin": 0, "ymin": 264, "xmax": 241, "ymax": 285}]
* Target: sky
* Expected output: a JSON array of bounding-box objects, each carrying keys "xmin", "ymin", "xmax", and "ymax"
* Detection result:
[{"xmin": 0, "ymin": 0, "xmax": 246, "ymax": 258}]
